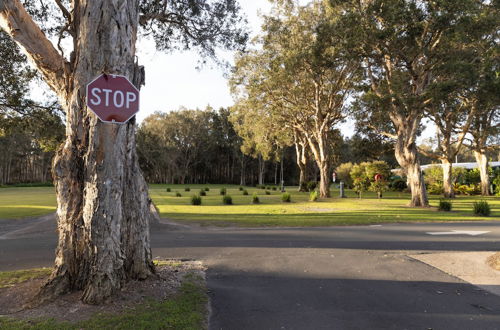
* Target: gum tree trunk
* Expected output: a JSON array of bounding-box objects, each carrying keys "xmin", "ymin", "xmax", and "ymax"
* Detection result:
[
  {"xmin": 474, "ymin": 150, "xmax": 490, "ymax": 196},
  {"xmin": 442, "ymin": 159, "xmax": 454, "ymax": 198},
  {"xmin": 294, "ymin": 138, "xmax": 308, "ymax": 192},
  {"xmin": 0, "ymin": 0, "xmax": 155, "ymax": 305}
]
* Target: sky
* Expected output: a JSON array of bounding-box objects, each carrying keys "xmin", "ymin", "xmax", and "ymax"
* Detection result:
[{"xmin": 135, "ymin": 1, "xmax": 273, "ymax": 122}]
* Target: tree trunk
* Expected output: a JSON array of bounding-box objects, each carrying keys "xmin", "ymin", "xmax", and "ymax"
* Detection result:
[
  {"xmin": 442, "ymin": 159, "xmax": 455, "ymax": 198},
  {"xmin": 258, "ymin": 154, "xmax": 265, "ymax": 185},
  {"xmin": 295, "ymin": 142, "xmax": 308, "ymax": 191},
  {"xmin": 318, "ymin": 160, "xmax": 330, "ymax": 198},
  {"xmin": 474, "ymin": 150, "xmax": 490, "ymax": 196},
  {"xmin": 35, "ymin": 1, "xmax": 154, "ymax": 305},
  {"xmin": 394, "ymin": 137, "xmax": 428, "ymax": 207}
]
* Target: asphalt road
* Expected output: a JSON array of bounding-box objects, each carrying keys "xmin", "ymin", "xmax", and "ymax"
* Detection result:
[{"xmin": 2, "ymin": 216, "xmax": 500, "ymax": 329}]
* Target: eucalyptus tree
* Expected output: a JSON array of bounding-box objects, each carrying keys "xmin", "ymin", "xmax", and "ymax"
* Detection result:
[
  {"xmin": 343, "ymin": 0, "xmax": 488, "ymax": 207},
  {"xmin": 0, "ymin": 0, "xmax": 246, "ymax": 304},
  {"xmin": 231, "ymin": 1, "xmax": 358, "ymax": 197}
]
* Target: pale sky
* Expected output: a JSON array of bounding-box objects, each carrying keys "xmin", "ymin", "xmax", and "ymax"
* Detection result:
[{"xmin": 136, "ymin": 1, "xmax": 274, "ymax": 122}]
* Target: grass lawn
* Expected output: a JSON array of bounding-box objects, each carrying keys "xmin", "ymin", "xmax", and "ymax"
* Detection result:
[
  {"xmin": 0, "ymin": 269, "xmax": 207, "ymax": 330},
  {"xmin": 1, "ymin": 184, "xmax": 498, "ymax": 226},
  {"xmin": 0, "ymin": 187, "xmax": 57, "ymax": 219},
  {"xmin": 149, "ymin": 184, "xmax": 500, "ymax": 227}
]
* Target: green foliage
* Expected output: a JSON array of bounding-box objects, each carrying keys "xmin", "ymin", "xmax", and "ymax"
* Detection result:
[
  {"xmin": 389, "ymin": 177, "xmax": 407, "ymax": 192},
  {"xmin": 473, "ymin": 200, "xmax": 491, "ymax": 216},
  {"xmin": 336, "ymin": 162, "xmax": 354, "ymax": 188},
  {"xmin": 239, "ymin": 186, "xmax": 243, "ymax": 191},
  {"xmin": 205, "ymin": 187, "xmax": 210, "ymax": 192},
  {"xmin": 199, "ymin": 189, "xmax": 206, "ymax": 196},
  {"xmin": 0, "ymin": 268, "xmax": 51, "ymax": 288},
  {"xmin": 272, "ymin": 186, "xmax": 277, "ymax": 191},
  {"xmin": 350, "ymin": 163, "xmax": 370, "ymax": 198},
  {"xmin": 306, "ymin": 181, "xmax": 317, "ymax": 192},
  {"xmin": 493, "ymin": 175, "xmax": 500, "ymax": 196},
  {"xmin": 438, "ymin": 199, "xmax": 452, "ymax": 212},
  {"xmin": 175, "ymin": 192, "xmax": 182, "ymax": 197},
  {"xmin": 265, "ymin": 190, "xmax": 271, "ymax": 195},
  {"xmin": 252, "ymin": 193, "xmax": 260, "ymax": 204},
  {"xmin": 427, "ymin": 183, "xmax": 444, "ymax": 195},
  {"xmin": 299, "ymin": 181, "xmax": 308, "ymax": 192},
  {"xmin": 184, "ymin": 187, "xmax": 190, "ymax": 192},
  {"xmin": 191, "ymin": 195, "xmax": 202, "ymax": 205},
  {"xmin": 242, "ymin": 189, "xmax": 249, "ymax": 195},
  {"xmin": 222, "ymin": 195, "xmax": 233, "ymax": 205},
  {"xmin": 309, "ymin": 190, "xmax": 318, "ymax": 202},
  {"xmin": 282, "ymin": 193, "xmax": 291, "ymax": 203},
  {"xmin": 166, "ymin": 187, "xmax": 171, "ymax": 192},
  {"xmin": 455, "ymin": 183, "xmax": 481, "ymax": 196},
  {"xmin": 220, "ymin": 187, "xmax": 227, "ymax": 195}
]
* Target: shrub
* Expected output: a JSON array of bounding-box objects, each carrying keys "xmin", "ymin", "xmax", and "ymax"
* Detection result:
[
  {"xmin": 335, "ymin": 162, "xmax": 354, "ymax": 187},
  {"xmin": 427, "ymin": 183, "xmax": 444, "ymax": 195},
  {"xmin": 390, "ymin": 177, "xmax": 407, "ymax": 192},
  {"xmin": 252, "ymin": 193, "xmax": 260, "ymax": 204},
  {"xmin": 299, "ymin": 181, "xmax": 308, "ymax": 192},
  {"xmin": 369, "ymin": 180, "xmax": 388, "ymax": 199},
  {"xmin": 309, "ymin": 190, "xmax": 318, "ymax": 202},
  {"xmin": 306, "ymin": 181, "xmax": 317, "ymax": 192},
  {"xmin": 272, "ymin": 186, "xmax": 277, "ymax": 191},
  {"xmin": 175, "ymin": 192, "xmax": 182, "ymax": 197},
  {"xmin": 239, "ymin": 186, "xmax": 243, "ymax": 191},
  {"xmin": 266, "ymin": 186, "xmax": 271, "ymax": 190},
  {"xmin": 493, "ymin": 175, "xmax": 500, "ymax": 196},
  {"xmin": 222, "ymin": 195, "xmax": 233, "ymax": 205},
  {"xmin": 166, "ymin": 187, "xmax": 171, "ymax": 192},
  {"xmin": 242, "ymin": 189, "xmax": 249, "ymax": 195},
  {"xmin": 438, "ymin": 199, "xmax": 452, "ymax": 211},
  {"xmin": 265, "ymin": 190, "xmax": 271, "ymax": 195},
  {"xmin": 191, "ymin": 195, "xmax": 202, "ymax": 205},
  {"xmin": 282, "ymin": 192, "xmax": 291, "ymax": 203},
  {"xmin": 473, "ymin": 200, "xmax": 491, "ymax": 216},
  {"xmin": 350, "ymin": 163, "xmax": 370, "ymax": 198},
  {"xmin": 220, "ymin": 187, "xmax": 226, "ymax": 195},
  {"xmin": 185, "ymin": 187, "xmax": 190, "ymax": 192},
  {"xmin": 205, "ymin": 187, "xmax": 210, "ymax": 192},
  {"xmin": 199, "ymin": 189, "xmax": 206, "ymax": 196},
  {"xmin": 259, "ymin": 185, "xmax": 265, "ymax": 190}
]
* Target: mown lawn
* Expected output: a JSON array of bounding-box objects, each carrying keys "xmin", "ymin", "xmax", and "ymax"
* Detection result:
[
  {"xmin": 0, "ymin": 184, "xmax": 498, "ymax": 226},
  {"xmin": 149, "ymin": 184, "xmax": 500, "ymax": 227},
  {"xmin": 0, "ymin": 187, "xmax": 57, "ymax": 219}
]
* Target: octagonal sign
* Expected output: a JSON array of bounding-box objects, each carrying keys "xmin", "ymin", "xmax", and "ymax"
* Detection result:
[{"xmin": 86, "ymin": 74, "xmax": 140, "ymax": 123}]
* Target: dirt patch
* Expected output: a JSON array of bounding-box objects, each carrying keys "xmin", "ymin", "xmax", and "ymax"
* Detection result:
[
  {"xmin": 0, "ymin": 260, "xmax": 205, "ymax": 323},
  {"xmin": 487, "ymin": 252, "xmax": 500, "ymax": 271}
]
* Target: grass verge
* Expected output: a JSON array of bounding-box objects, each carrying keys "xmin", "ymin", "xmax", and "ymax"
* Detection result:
[
  {"xmin": 0, "ymin": 270, "xmax": 207, "ymax": 330},
  {"xmin": 0, "ymin": 268, "xmax": 52, "ymax": 289}
]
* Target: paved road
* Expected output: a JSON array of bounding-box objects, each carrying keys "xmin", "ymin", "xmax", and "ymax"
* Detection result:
[{"xmin": 2, "ymin": 216, "xmax": 500, "ymax": 329}]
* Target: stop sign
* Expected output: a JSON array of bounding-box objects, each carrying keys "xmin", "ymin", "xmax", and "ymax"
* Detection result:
[{"xmin": 86, "ymin": 74, "xmax": 140, "ymax": 123}]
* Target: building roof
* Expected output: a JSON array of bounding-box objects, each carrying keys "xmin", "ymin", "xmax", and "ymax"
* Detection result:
[{"xmin": 420, "ymin": 161, "xmax": 500, "ymax": 171}]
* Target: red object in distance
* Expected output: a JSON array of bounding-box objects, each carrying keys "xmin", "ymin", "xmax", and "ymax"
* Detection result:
[
  {"xmin": 86, "ymin": 74, "xmax": 140, "ymax": 123},
  {"xmin": 374, "ymin": 174, "xmax": 383, "ymax": 181}
]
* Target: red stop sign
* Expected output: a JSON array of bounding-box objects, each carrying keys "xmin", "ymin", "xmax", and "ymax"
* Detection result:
[{"xmin": 86, "ymin": 74, "xmax": 140, "ymax": 123}]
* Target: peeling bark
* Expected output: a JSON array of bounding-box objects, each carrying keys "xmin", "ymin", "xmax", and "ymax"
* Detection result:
[
  {"xmin": 441, "ymin": 159, "xmax": 454, "ymax": 198},
  {"xmin": 474, "ymin": 150, "xmax": 490, "ymax": 196}
]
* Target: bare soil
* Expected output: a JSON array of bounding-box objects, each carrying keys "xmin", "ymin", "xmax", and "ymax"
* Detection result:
[{"xmin": 0, "ymin": 260, "xmax": 205, "ymax": 323}]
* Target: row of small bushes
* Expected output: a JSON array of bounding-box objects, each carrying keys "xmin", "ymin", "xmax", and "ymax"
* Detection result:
[
  {"xmin": 256, "ymin": 185, "xmax": 279, "ymax": 191},
  {"xmin": 189, "ymin": 193, "xmax": 293, "ymax": 205},
  {"xmin": 438, "ymin": 199, "xmax": 492, "ymax": 216}
]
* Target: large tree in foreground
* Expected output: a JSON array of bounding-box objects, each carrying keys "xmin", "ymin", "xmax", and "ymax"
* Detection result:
[{"xmin": 0, "ymin": 0, "xmax": 246, "ymax": 304}]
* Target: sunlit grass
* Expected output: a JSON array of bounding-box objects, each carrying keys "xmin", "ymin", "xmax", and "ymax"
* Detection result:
[
  {"xmin": 0, "ymin": 187, "xmax": 57, "ymax": 219},
  {"xmin": 149, "ymin": 184, "xmax": 500, "ymax": 227}
]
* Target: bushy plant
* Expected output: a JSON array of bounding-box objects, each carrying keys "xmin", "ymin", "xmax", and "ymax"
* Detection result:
[
  {"xmin": 185, "ymin": 187, "xmax": 190, "ymax": 192},
  {"xmin": 335, "ymin": 162, "xmax": 354, "ymax": 187},
  {"xmin": 309, "ymin": 190, "xmax": 318, "ymax": 202},
  {"xmin": 369, "ymin": 180, "xmax": 388, "ymax": 199},
  {"xmin": 239, "ymin": 186, "xmax": 243, "ymax": 191},
  {"xmin": 438, "ymin": 199, "xmax": 452, "ymax": 211},
  {"xmin": 259, "ymin": 185, "xmax": 265, "ymax": 190},
  {"xmin": 220, "ymin": 187, "xmax": 226, "ymax": 195},
  {"xmin": 222, "ymin": 195, "xmax": 233, "ymax": 205},
  {"xmin": 493, "ymin": 175, "xmax": 500, "ymax": 196},
  {"xmin": 266, "ymin": 186, "xmax": 271, "ymax": 190},
  {"xmin": 299, "ymin": 181, "xmax": 308, "ymax": 192},
  {"xmin": 166, "ymin": 187, "xmax": 171, "ymax": 192},
  {"xmin": 199, "ymin": 189, "xmax": 206, "ymax": 196},
  {"xmin": 350, "ymin": 162, "xmax": 370, "ymax": 198},
  {"xmin": 191, "ymin": 195, "xmax": 202, "ymax": 205},
  {"xmin": 265, "ymin": 190, "xmax": 271, "ymax": 195},
  {"xmin": 252, "ymin": 193, "xmax": 260, "ymax": 204},
  {"xmin": 306, "ymin": 181, "xmax": 317, "ymax": 192},
  {"xmin": 242, "ymin": 189, "xmax": 249, "ymax": 195},
  {"xmin": 175, "ymin": 192, "xmax": 182, "ymax": 197},
  {"xmin": 272, "ymin": 186, "xmax": 277, "ymax": 191},
  {"xmin": 282, "ymin": 192, "xmax": 291, "ymax": 203},
  {"xmin": 205, "ymin": 187, "xmax": 210, "ymax": 192},
  {"xmin": 390, "ymin": 177, "xmax": 407, "ymax": 192},
  {"xmin": 427, "ymin": 183, "xmax": 444, "ymax": 195},
  {"xmin": 473, "ymin": 200, "xmax": 491, "ymax": 216},
  {"xmin": 455, "ymin": 184, "xmax": 481, "ymax": 196}
]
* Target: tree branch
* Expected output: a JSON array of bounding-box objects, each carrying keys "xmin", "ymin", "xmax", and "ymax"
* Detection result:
[{"xmin": 0, "ymin": 0, "xmax": 69, "ymax": 94}]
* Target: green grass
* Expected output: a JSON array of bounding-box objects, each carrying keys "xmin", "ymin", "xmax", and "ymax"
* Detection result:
[
  {"xmin": 1, "ymin": 184, "xmax": 498, "ymax": 227},
  {"xmin": 0, "ymin": 187, "xmax": 57, "ymax": 219},
  {"xmin": 0, "ymin": 271, "xmax": 207, "ymax": 330},
  {"xmin": 149, "ymin": 184, "xmax": 500, "ymax": 227},
  {"xmin": 0, "ymin": 268, "xmax": 52, "ymax": 289}
]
